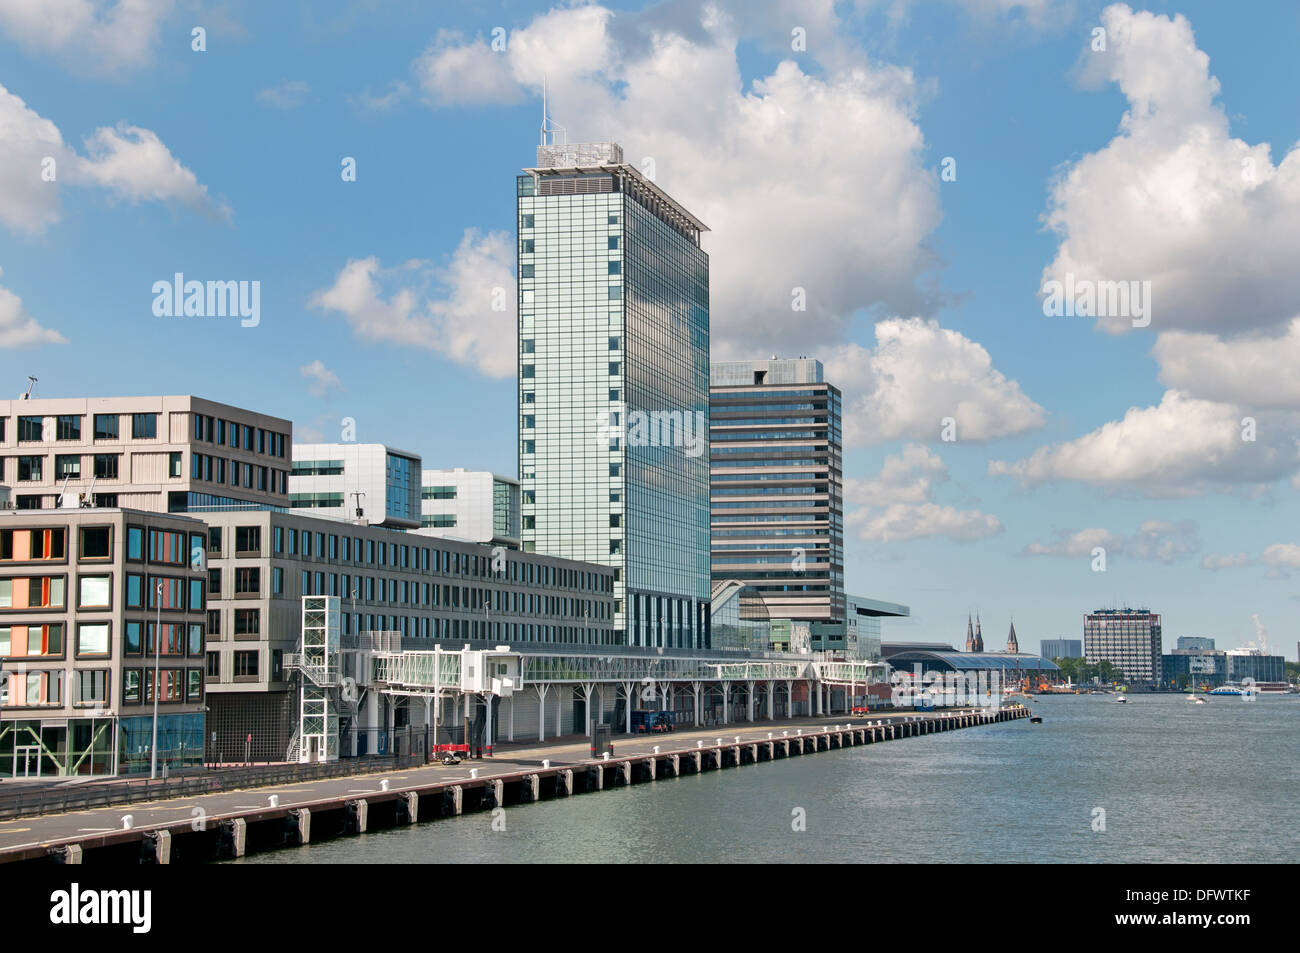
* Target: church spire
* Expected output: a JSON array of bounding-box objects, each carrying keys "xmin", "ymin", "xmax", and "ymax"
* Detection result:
[
  {"xmin": 966, "ymin": 614, "xmax": 975, "ymax": 653},
  {"xmin": 1007, "ymin": 619, "xmax": 1019, "ymax": 653},
  {"xmin": 974, "ymin": 614, "xmax": 984, "ymax": 653}
]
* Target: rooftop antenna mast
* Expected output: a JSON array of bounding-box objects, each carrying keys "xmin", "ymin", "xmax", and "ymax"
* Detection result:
[
  {"xmin": 22, "ymin": 375, "xmax": 37, "ymax": 399},
  {"xmin": 350, "ymin": 491, "xmax": 366, "ymax": 520},
  {"xmin": 540, "ymin": 76, "xmax": 566, "ymax": 146}
]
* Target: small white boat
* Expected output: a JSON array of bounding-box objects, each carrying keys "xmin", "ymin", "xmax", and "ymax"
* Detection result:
[{"xmin": 1115, "ymin": 695, "xmax": 1127, "ymax": 704}]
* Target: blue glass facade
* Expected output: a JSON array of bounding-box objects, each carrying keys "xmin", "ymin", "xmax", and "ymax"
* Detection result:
[{"xmin": 518, "ymin": 150, "xmax": 711, "ymax": 648}]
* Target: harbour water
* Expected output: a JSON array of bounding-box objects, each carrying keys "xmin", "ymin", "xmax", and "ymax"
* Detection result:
[{"xmin": 236, "ymin": 693, "xmax": 1299, "ymax": 863}]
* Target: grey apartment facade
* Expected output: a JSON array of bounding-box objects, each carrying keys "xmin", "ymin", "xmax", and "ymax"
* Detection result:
[
  {"xmin": 0, "ymin": 395, "xmax": 291, "ymax": 514},
  {"xmin": 517, "ymin": 140, "xmax": 711, "ymax": 649},
  {"xmin": 1, "ymin": 508, "xmax": 209, "ymax": 777},
  {"xmin": 202, "ymin": 508, "xmax": 615, "ymax": 760},
  {"xmin": 709, "ymin": 358, "xmax": 844, "ymax": 624}
]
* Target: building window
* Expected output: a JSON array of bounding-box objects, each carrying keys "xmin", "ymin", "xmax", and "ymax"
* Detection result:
[
  {"xmin": 206, "ymin": 652, "xmax": 220, "ymax": 678},
  {"xmin": 521, "ymin": 364, "xmax": 535, "ymax": 379},
  {"xmin": 93, "ymin": 414, "xmax": 119, "ymax": 440},
  {"xmin": 17, "ymin": 416, "xmax": 43, "ymax": 442},
  {"xmin": 272, "ymin": 567, "xmax": 284, "ymax": 595},
  {"xmin": 234, "ymin": 609, "xmax": 260, "ymax": 636},
  {"xmin": 75, "ymin": 670, "xmax": 109, "ymax": 705},
  {"xmin": 234, "ymin": 526, "xmax": 261, "ymax": 555},
  {"xmin": 608, "ymin": 286, "xmax": 621, "ymax": 300},
  {"xmin": 207, "ymin": 568, "xmax": 221, "ymax": 596},
  {"xmin": 234, "ymin": 650, "xmax": 259, "ymax": 678},
  {"xmin": 93, "ymin": 454, "xmax": 120, "ymax": 479},
  {"xmin": 608, "ymin": 236, "xmax": 619, "ymax": 249},
  {"xmin": 76, "ymin": 622, "xmax": 110, "ymax": 657},
  {"xmin": 55, "ymin": 454, "xmax": 81, "ymax": 479},
  {"xmin": 207, "ymin": 609, "xmax": 221, "ymax": 637},
  {"xmin": 131, "ymin": 413, "xmax": 158, "ymax": 439},
  {"xmin": 169, "ymin": 451, "xmax": 183, "ymax": 478},
  {"xmin": 234, "ymin": 567, "xmax": 260, "ymax": 595},
  {"xmin": 608, "ymin": 261, "xmax": 621, "ymax": 275},
  {"xmin": 520, "ymin": 264, "xmax": 535, "ymax": 278},
  {"xmin": 78, "ymin": 526, "xmax": 112, "ymax": 560},
  {"xmin": 608, "ymin": 362, "xmax": 620, "ymax": 375},
  {"xmin": 55, "ymin": 415, "xmax": 82, "ymax": 440},
  {"xmin": 16, "ymin": 456, "xmax": 43, "ymax": 481},
  {"xmin": 77, "ymin": 575, "xmax": 112, "ymax": 609}
]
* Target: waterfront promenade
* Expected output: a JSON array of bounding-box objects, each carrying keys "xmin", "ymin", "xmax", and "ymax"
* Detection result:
[{"xmin": 0, "ymin": 707, "xmax": 1029, "ymax": 864}]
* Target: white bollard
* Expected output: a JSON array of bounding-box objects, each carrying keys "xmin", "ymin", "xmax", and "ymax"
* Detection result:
[
  {"xmin": 542, "ymin": 759, "xmax": 551, "ymax": 769},
  {"xmin": 653, "ymin": 746, "xmax": 660, "ymax": 755},
  {"xmin": 122, "ymin": 815, "xmax": 134, "ymax": 830},
  {"xmin": 797, "ymin": 729, "xmax": 802, "ymax": 736},
  {"xmin": 696, "ymin": 740, "xmax": 704, "ymax": 749},
  {"xmin": 767, "ymin": 732, "xmax": 773, "ymax": 740},
  {"xmin": 734, "ymin": 736, "xmax": 741, "ymax": 744},
  {"xmin": 715, "ymin": 737, "xmax": 723, "ymax": 746},
  {"xmin": 470, "ymin": 768, "xmax": 479, "ymax": 779},
  {"xmin": 602, "ymin": 752, "xmax": 610, "ymax": 761},
  {"xmin": 380, "ymin": 779, "xmax": 390, "ymax": 792},
  {"xmin": 268, "ymin": 794, "xmax": 279, "ymax": 807}
]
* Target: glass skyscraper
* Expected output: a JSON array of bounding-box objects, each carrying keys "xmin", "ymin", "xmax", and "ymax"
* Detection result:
[
  {"xmin": 709, "ymin": 358, "xmax": 844, "ymax": 624},
  {"xmin": 517, "ymin": 141, "xmax": 710, "ymax": 648}
]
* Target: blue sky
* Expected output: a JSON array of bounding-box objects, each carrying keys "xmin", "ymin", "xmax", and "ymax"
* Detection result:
[{"xmin": 0, "ymin": 0, "xmax": 1297, "ymax": 656}]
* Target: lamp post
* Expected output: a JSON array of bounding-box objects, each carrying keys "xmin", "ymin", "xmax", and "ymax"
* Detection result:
[{"xmin": 150, "ymin": 579, "xmax": 162, "ymax": 780}]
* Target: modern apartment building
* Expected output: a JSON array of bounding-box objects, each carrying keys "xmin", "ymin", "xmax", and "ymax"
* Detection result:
[
  {"xmin": 416, "ymin": 468, "xmax": 520, "ymax": 547},
  {"xmin": 517, "ymin": 140, "xmax": 711, "ymax": 649},
  {"xmin": 290, "ymin": 443, "xmax": 422, "ymax": 529},
  {"xmin": 202, "ymin": 508, "xmax": 615, "ymax": 760},
  {"xmin": 1040, "ymin": 638, "xmax": 1083, "ymax": 659},
  {"xmin": 1176, "ymin": 636, "xmax": 1215, "ymax": 651},
  {"xmin": 1084, "ymin": 608, "xmax": 1162, "ymax": 686},
  {"xmin": 1, "ymin": 508, "xmax": 209, "ymax": 777},
  {"xmin": 709, "ymin": 358, "xmax": 844, "ymax": 624},
  {"xmin": 0, "ymin": 395, "xmax": 291, "ymax": 514}
]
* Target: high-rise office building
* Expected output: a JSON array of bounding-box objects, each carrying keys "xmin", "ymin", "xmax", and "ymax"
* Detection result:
[
  {"xmin": 709, "ymin": 358, "xmax": 843, "ymax": 624},
  {"xmin": 1084, "ymin": 608, "xmax": 1162, "ymax": 686},
  {"xmin": 1176, "ymin": 636, "xmax": 1215, "ymax": 651},
  {"xmin": 517, "ymin": 140, "xmax": 710, "ymax": 648}
]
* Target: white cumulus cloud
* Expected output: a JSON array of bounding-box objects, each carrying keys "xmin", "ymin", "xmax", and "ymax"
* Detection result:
[
  {"xmin": 299, "ymin": 360, "xmax": 340, "ymax": 398},
  {"xmin": 0, "ymin": 83, "xmax": 229, "ymax": 234},
  {"xmin": 825, "ymin": 318, "xmax": 1046, "ymax": 447},
  {"xmin": 846, "ymin": 444, "xmax": 1002, "ymax": 542},
  {"xmin": 309, "ymin": 230, "xmax": 517, "ymax": 379},
  {"xmin": 408, "ymin": 3, "xmax": 943, "ymax": 359},
  {"xmin": 1041, "ymin": 3, "xmax": 1300, "ymax": 336},
  {"xmin": 0, "ymin": 0, "xmax": 176, "ymax": 71},
  {"xmin": 0, "ymin": 269, "xmax": 65, "ymax": 347},
  {"xmin": 988, "ymin": 389, "xmax": 1296, "ymax": 494},
  {"xmin": 1024, "ymin": 520, "xmax": 1197, "ymax": 564}
]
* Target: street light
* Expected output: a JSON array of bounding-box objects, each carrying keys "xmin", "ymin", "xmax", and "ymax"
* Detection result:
[{"xmin": 150, "ymin": 579, "xmax": 162, "ymax": 780}]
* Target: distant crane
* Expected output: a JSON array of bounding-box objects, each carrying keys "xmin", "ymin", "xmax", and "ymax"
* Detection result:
[{"xmin": 21, "ymin": 376, "xmax": 37, "ymax": 399}]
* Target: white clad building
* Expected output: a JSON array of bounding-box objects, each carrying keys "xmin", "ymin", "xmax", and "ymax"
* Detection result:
[
  {"xmin": 290, "ymin": 444, "xmax": 422, "ymax": 530},
  {"xmin": 416, "ymin": 468, "xmax": 520, "ymax": 549}
]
